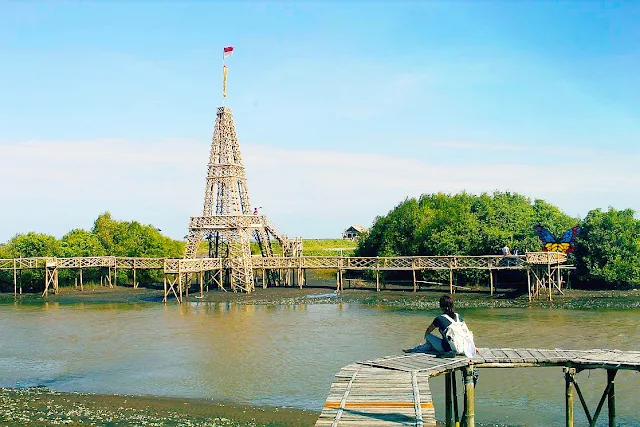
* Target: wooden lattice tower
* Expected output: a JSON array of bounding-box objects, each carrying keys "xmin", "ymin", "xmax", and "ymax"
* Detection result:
[{"xmin": 183, "ymin": 106, "xmax": 300, "ymax": 293}]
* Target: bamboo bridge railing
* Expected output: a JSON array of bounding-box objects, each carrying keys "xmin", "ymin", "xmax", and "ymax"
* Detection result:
[{"xmin": 0, "ymin": 252, "xmax": 569, "ymax": 302}]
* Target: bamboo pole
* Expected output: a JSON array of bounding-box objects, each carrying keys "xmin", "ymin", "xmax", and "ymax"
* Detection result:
[
  {"xmin": 564, "ymin": 367, "xmax": 574, "ymax": 427},
  {"xmin": 262, "ymin": 268, "xmax": 267, "ymax": 289},
  {"xmin": 133, "ymin": 268, "xmax": 137, "ymax": 289},
  {"xmin": 527, "ymin": 268, "xmax": 531, "ymax": 302},
  {"xmin": 489, "ymin": 268, "xmax": 494, "ymax": 296},
  {"xmin": 13, "ymin": 260, "xmax": 17, "ymax": 297},
  {"xmin": 376, "ymin": 269, "xmax": 380, "ymax": 292},
  {"xmin": 445, "ymin": 372, "xmax": 453, "ymax": 427},
  {"xmin": 557, "ymin": 264, "xmax": 562, "ymax": 293},
  {"xmin": 413, "ymin": 268, "xmax": 417, "ymax": 293},
  {"xmin": 450, "ymin": 267, "xmax": 455, "ymax": 294},
  {"xmin": 608, "ymin": 369, "xmax": 616, "ymax": 427},
  {"xmin": 163, "ymin": 276, "xmax": 167, "ymax": 303},
  {"xmin": 452, "ymin": 369, "xmax": 459, "ymax": 426},
  {"xmin": 463, "ymin": 367, "xmax": 475, "ymax": 427},
  {"xmin": 548, "ymin": 261, "xmax": 552, "ymax": 301},
  {"xmin": 80, "ymin": 268, "xmax": 83, "ymax": 291}
]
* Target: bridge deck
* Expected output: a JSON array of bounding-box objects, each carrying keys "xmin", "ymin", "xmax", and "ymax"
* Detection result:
[{"xmin": 316, "ymin": 348, "xmax": 640, "ymax": 427}]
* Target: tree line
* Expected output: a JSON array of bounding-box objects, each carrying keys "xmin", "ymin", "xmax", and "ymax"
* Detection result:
[
  {"xmin": 354, "ymin": 192, "xmax": 640, "ymax": 289},
  {"xmin": 0, "ymin": 212, "xmax": 183, "ymax": 291}
]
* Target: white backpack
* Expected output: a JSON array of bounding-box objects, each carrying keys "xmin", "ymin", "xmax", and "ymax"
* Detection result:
[{"xmin": 442, "ymin": 313, "xmax": 476, "ymax": 358}]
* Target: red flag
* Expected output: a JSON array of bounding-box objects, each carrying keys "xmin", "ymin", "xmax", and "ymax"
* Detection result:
[{"xmin": 223, "ymin": 46, "xmax": 234, "ymax": 59}]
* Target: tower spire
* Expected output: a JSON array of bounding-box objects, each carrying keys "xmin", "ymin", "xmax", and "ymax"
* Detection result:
[{"xmin": 183, "ymin": 106, "xmax": 301, "ymax": 293}]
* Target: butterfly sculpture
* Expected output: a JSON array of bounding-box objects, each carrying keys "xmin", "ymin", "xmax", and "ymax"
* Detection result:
[{"xmin": 533, "ymin": 225, "xmax": 580, "ymax": 254}]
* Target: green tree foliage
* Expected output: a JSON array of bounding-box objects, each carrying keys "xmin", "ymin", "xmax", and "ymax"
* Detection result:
[
  {"xmin": 574, "ymin": 208, "xmax": 640, "ymax": 288},
  {"xmin": 5, "ymin": 232, "xmax": 61, "ymax": 258},
  {"xmin": 91, "ymin": 212, "xmax": 183, "ymax": 258},
  {"xmin": 60, "ymin": 229, "xmax": 106, "ymax": 257},
  {"xmin": 356, "ymin": 192, "xmax": 578, "ymax": 257}
]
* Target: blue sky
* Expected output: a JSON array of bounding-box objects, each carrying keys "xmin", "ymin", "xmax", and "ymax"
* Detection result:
[{"xmin": 1, "ymin": 2, "xmax": 639, "ymax": 243}]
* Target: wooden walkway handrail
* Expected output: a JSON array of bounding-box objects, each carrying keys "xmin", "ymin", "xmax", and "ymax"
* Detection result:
[{"xmin": 0, "ymin": 253, "xmax": 558, "ymax": 272}]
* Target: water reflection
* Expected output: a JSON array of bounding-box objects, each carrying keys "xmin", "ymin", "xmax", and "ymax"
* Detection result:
[{"xmin": 0, "ymin": 301, "xmax": 638, "ymax": 426}]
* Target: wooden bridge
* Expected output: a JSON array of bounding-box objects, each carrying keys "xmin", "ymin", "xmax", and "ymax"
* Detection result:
[
  {"xmin": 316, "ymin": 348, "xmax": 640, "ymax": 427},
  {"xmin": 0, "ymin": 252, "xmax": 570, "ymax": 302}
]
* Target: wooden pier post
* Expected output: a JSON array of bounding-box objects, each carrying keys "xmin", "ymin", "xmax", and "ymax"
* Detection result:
[
  {"xmin": 13, "ymin": 260, "xmax": 17, "ymax": 297},
  {"xmin": 376, "ymin": 269, "xmax": 380, "ymax": 292},
  {"xmin": 489, "ymin": 269, "xmax": 494, "ymax": 296},
  {"xmin": 452, "ymin": 369, "xmax": 459, "ymax": 425},
  {"xmin": 463, "ymin": 366, "xmax": 475, "ymax": 427},
  {"xmin": 564, "ymin": 367, "xmax": 575, "ymax": 427},
  {"xmin": 548, "ymin": 261, "xmax": 552, "ymax": 301},
  {"xmin": 79, "ymin": 268, "xmax": 83, "ymax": 291},
  {"xmin": 133, "ymin": 268, "xmax": 137, "ymax": 289},
  {"xmin": 445, "ymin": 371, "xmax": 453, "ymax": 427},
  {"xmin": 413, "ymin": 269, "xmax": 417, "ymax": 293},
  {"xmin": 449, "ymin": 268, "xmax": 453, "ymax": 294},
  {"xmin": 608, "ymin": 369, "xmax": 616, "ymax": 427},
  {"xmin": 163, "ymin": 276, "xmax": 167, "ymax": 303},
  {"xmin": 527, "ymin": 268, "xmax": 531, "ymax": 302}
]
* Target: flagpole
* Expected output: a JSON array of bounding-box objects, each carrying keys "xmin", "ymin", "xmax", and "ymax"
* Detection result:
[{"xmin": 222, "ymin": 49, "xmax": 225, "ymax": 106}]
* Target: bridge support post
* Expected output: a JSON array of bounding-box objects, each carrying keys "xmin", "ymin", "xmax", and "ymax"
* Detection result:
[
  {"xmin": 13, "ymin": 260, "xmax": 17, "ymax": 297},
  {"xmin": 463, "ymin": 366, "xmax": 475, "ymax": 427},
  {"xmin": 489, "ymin": 268, "xmax": 494, "ymax": 296},
  {"xmin": 564, "ymin": 367, "xmax": 575, "ymax": 427},
  {"xmin": 445, "ymin": 371, "xmax": 453, "ymax": 427},
  {"xmin": 607, "ymin": 369, "xmax": 616, "ymax": 427}
]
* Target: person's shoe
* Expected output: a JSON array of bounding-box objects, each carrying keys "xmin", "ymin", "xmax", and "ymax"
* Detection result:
[{"xmin": 437, "ymin": 351, "xmax": 457, "ymax": 358}]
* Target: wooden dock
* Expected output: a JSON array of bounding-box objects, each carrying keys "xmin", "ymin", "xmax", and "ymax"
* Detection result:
[{"xmin": 316, "ymin": 348, "xmax": 640, "ymax": 427}]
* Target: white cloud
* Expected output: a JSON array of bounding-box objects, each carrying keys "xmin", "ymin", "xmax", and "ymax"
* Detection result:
[{"xmin": 0, "ymin": 138, "xmax": 637, "ymax": 241}]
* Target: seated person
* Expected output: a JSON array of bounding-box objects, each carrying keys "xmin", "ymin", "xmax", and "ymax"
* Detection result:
[{"xmin": 403, "ymin": 294, "xmax": 475, "ymax": 357}]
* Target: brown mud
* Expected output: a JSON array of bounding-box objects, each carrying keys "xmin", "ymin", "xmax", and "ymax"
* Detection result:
[{"xmin": 0, "ymin": 387, "xmax": 318, "ymax": 426}]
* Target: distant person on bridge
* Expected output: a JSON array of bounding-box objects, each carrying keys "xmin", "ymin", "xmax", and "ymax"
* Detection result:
[
  {"xmin": 403, "ymin": 294, "xmax": 476, "ymax": 358},
  {"xmin": 502, "ymin": 244, "xmax": 511, "ymax": 256}
]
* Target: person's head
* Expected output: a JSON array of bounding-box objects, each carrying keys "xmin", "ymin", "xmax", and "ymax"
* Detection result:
[{"xmin": 439, "ymin": 294, "xmax": 455, "ymax": 313}]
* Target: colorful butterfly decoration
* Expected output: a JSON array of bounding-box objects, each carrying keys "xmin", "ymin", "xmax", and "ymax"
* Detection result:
[{"xmin": 533, "ymin": 225, "xmax": 581, "ymax": 254}]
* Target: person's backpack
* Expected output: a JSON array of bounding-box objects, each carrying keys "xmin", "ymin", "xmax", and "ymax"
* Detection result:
[{"xmin": 442, "ymin": 314, "xmax": 476, "ymax": 358}]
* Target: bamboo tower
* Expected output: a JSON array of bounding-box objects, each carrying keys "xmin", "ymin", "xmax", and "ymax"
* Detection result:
[{"xmin": 183, "ymin": 106, "xmax": 301, "ymax": 293}]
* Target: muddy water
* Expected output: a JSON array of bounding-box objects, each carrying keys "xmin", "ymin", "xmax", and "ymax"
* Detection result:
[{"xmin": 0, "ymin": 300, "xmax": 638, "ymax": 426}]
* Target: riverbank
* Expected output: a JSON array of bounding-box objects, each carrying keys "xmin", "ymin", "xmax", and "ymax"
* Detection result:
[
  {"xmin": 0, "ymin": 387, "xmax": 318, "ymax": 426},
  {"xmin": 2, "ymin": 284, "xmax": 640, "ymax": 310}
]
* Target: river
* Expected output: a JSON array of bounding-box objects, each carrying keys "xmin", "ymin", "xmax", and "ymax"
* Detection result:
[{"xmin": 0, "ymin": 298, "xmax": 638, "ymax": 426}]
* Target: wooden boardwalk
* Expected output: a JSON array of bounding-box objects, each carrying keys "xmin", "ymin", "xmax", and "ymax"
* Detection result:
[
  {"xmin": 316, "ymin": 348, "xmax": 640, "ymax": 427},
  {"xmin": 0, "ymin": 252, "xmax": 568, "ymax": 301}
]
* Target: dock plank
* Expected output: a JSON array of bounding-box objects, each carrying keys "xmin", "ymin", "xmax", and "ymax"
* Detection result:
[{"xmin": 316, "ymin": 348, "xmax": 640, "ymax": 426}]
